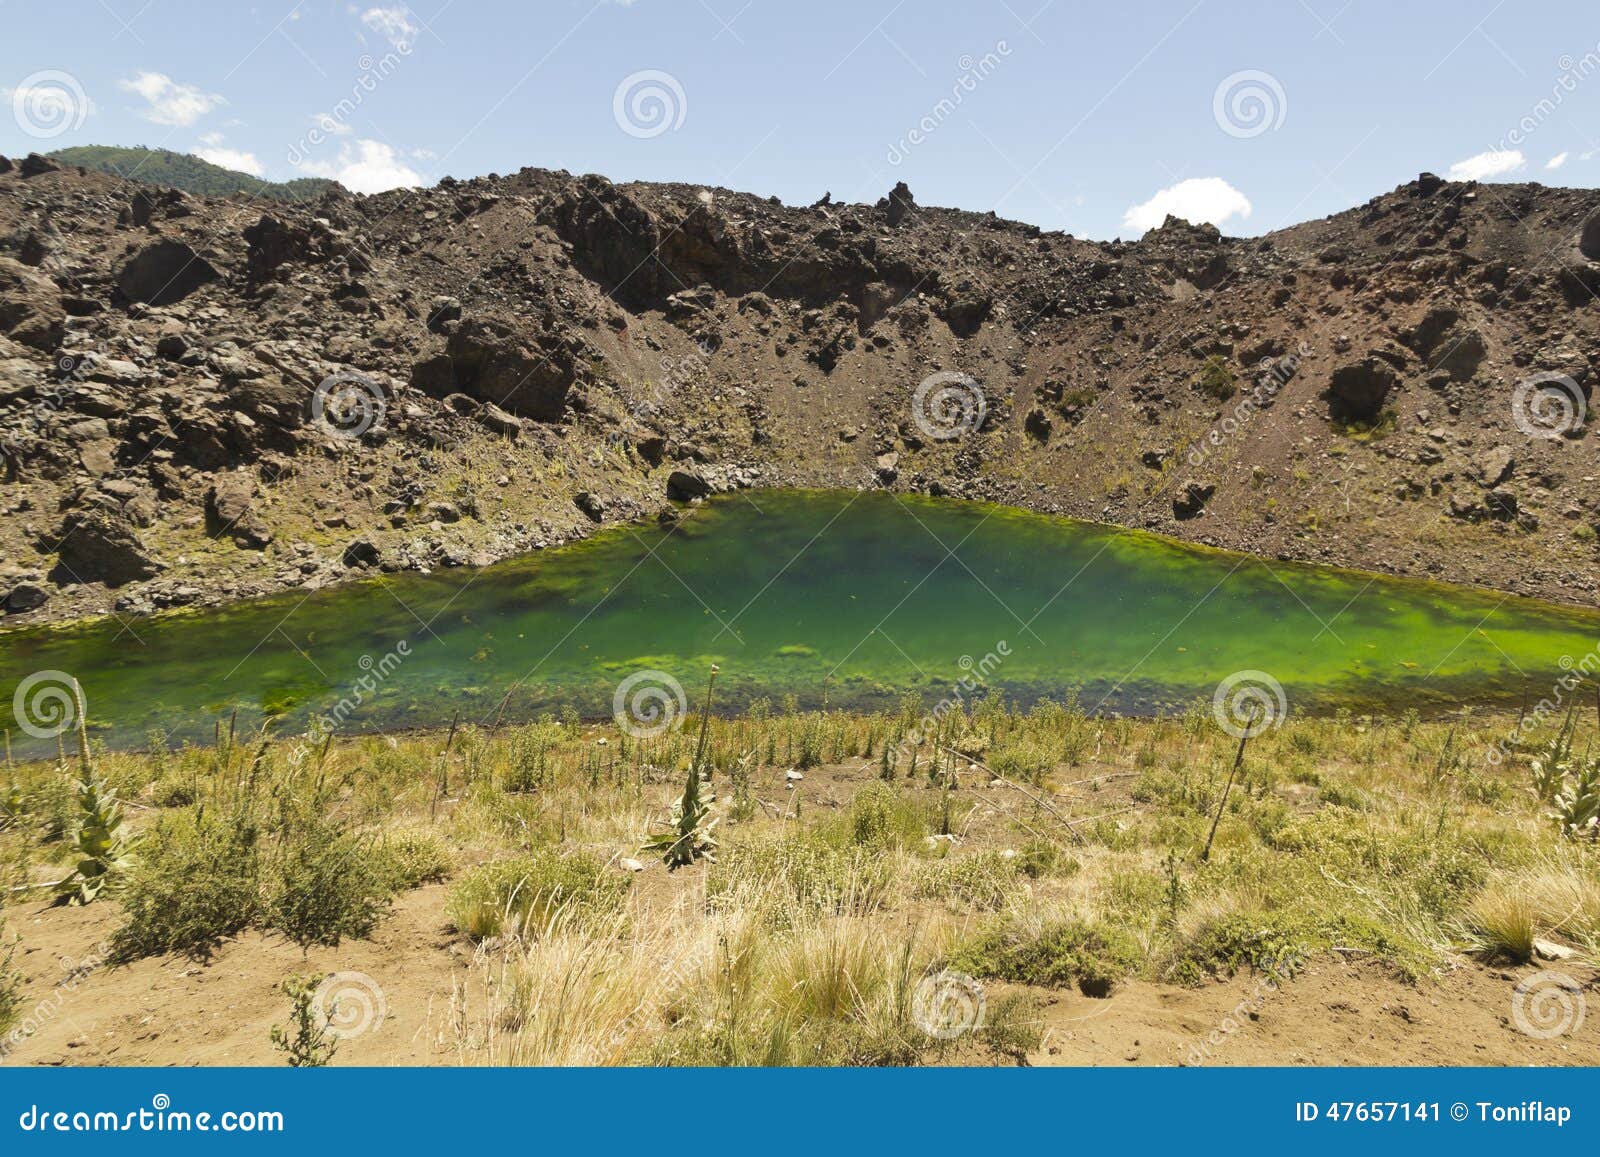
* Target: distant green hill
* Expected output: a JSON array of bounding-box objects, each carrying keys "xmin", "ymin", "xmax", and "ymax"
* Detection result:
[{"xmin": 45, "ymin": 145, "xmax": 340, "ymax": 203}]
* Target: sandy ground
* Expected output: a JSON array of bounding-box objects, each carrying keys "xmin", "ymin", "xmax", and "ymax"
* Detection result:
[{"xmin": 5, "ymin": 878, "xmax": 1594, "ymax": 1068}]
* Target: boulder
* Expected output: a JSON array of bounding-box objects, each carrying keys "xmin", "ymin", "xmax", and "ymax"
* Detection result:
[
  {"xmin": 1173, "ymin": 480, "xmax": 1215, "ymax": 521},
  {"xmin": 207, "ymin": 472, "xmax": 272, "ymax": 549},
  {"xmin": 1580, "ymin": 212, "xmax": 1600, "ymax": 262},
  {"xmin": 116, "ymin": 238, "xmax": 219, "ymax": 305},
  {"xmin": 410, "ymin": 315, "xmax": 574, "ymax": 420},
  {"xmin": 666, "ymin": 468, "xmax": 713, "ymax": 501},
  {"xmin": 18, "ymin": 153, "xmax": 58, "ymax": 178},
  {"xmin": 342, "ymin": 538, "xmax": 382, "ymax": 568},
  {"xmin": 574, "ymin": 491, "xmax": 605, "ymax": 521},
  {"xmin": 1326, "ymin": 357, "xmax": 1399, "ymax": 421},
  {"xmin": 51, "ymin": 511, "xmax": 163, "ymax": 586},
  {"xmin": 3, "ymin": 582, "xmax": 48, "ymax": 614},
  {"xmin": 1472, "ymin": 446, "xmax": 1514, "ymax": 488},
  {"xmin": 0, "ymin": 256, "xmax": 65, "ymax": 350}
]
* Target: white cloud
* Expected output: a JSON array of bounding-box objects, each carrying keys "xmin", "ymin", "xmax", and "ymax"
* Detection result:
[
  {"xmin": 1122, "ymin": 177, "xmax": 1252, "ymax": 234},
  {"xmin": 296, "ymin": 138, "xmax": 421, "ymax": 194},
  {"xmin": 1546, "ymin": 151, "xmax": 1570, "ymax": 170},
  {"xmin": 119, "ymin": 72, "xmax": 224, "ymax": 126},
  {"xmin": 1446, "ymin": 149, "xmax": 1525, "ymax": 181},
  {"xmin": 361, "ymin": 5, "xmax": 419, "ymax": 48},
  {"xmin": 194, "ymin": 146, "xmax": 264, "ymax": 176}
]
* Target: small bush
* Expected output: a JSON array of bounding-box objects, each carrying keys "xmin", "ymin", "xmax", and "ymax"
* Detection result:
[
  {"xmin": 0, "ymin": 921, "xmax": 21, "ymax": 1033},
  {"xmin": 845, "ymin": 783, "xmax": 926, "ymax": 849},
  {"xmin": 447, "ymin": 851, "xmax": 628, "ymax": 940},
  {"xmin": 112, "ymin": 810, "xmax": 261, "ymax": 962},
  {"xmin": 708, "ymin": 832, "xmax": 892, "ymax": 927},
  {"xmin": 264, "ymin": 810, "xmax": 390, "ymax": 950},
  {"xmin": 1467, "ymin": 883, "xmax": 1536, "ymax": 963},
  {"xmin": 987, "ymin": 740, "xmax": 1055, "ymax": 784},
  {"xmin": 915, "ymin": 851, "xmax": 1023, "ymax": 910},
  {"xmin": 375, "ymin": 832, "xmax": 453, "ymax": 890},
  {"xmin": 952, "ymin": 916, "xmax": 1141, "ymax": 997},
  {"xmin": 1198, "ymin": 355, "xmax": 1236, "ymax": 401}
]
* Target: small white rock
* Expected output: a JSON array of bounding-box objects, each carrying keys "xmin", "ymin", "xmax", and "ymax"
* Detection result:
[
  {"xmin": 1533, "ymin": 938, "xmax": 1575, "ymax": 961},
  {"xmin": 619, "ymin": 857, "xmax": 645, "ymax": 873}
]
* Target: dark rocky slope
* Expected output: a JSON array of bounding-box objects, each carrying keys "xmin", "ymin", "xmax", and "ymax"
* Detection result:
[{"xmin": 2, "ymin": 151, "xmax": 1598, "ymax": 623}]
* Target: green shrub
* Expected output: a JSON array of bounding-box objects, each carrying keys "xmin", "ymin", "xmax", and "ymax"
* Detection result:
[
  {"xmin": 0, "ymin": 920, "xmax": 20, "ymax": 1033},
  {"xmin": 987, "ymin": 740, "xmax": 1055, "ymax": 784},
  {"xmin": 264, "ymin": 810, "xmax": 390, "ymax": 950},
  {"xmin": 375, "ymin": 832, "xmax": 453, "ymax": 890},
  {"xmin": 845, "ymin": 783, "xmax": 926, "ymax": 849},
  {"xmin": 952, "ymin": 916, "xmax": 1141, "ymax": 996},
  {"xmin": 915, "ymin": 851, "xmax": 1023, "ymax": 910},
  {"xmin": 447, "ymin": 851, "xmax": 628, "ymax": 940},
  {"xmin": 112, "ymin": 809, "xmax": 261, "ymax": 961},
  {"xmin": 1198, "ymin": 355, "xmax": 1236, "ymax": 401}
]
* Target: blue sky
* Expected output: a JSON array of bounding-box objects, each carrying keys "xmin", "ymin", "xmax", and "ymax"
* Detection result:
[{"xmin": 3, "ymin": 0, "xmax": 1599, "ymax": 239}]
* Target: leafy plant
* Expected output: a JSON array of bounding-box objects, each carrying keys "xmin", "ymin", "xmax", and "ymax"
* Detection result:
[
  {"xmin": 269, "ymin": 974, "xmax": 338, "ymax": 1067},
  {"xmin": 54, "ymin": 683, "xmax": 133, "ymax": 905}
]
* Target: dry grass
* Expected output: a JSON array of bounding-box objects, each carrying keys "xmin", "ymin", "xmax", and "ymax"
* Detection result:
[{"xmin": 3, "ymin": 698, "xmax": 1598, "ymax": 1064}]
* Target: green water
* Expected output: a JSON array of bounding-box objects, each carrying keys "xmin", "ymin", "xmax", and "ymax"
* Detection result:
[{"xmin": 3, "ymin": 489, "xmax": 1597, "ymax": 754}]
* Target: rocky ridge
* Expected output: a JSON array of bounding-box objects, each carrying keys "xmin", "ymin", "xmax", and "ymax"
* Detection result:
[{"xmin": 2, "ymin": 153, "xmax": 1599, "ymax": 624}]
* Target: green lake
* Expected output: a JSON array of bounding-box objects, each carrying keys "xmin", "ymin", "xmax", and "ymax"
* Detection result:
[{"xmin": 3, "ymin": 489, "xmax": 1598, "ymax": 754}]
